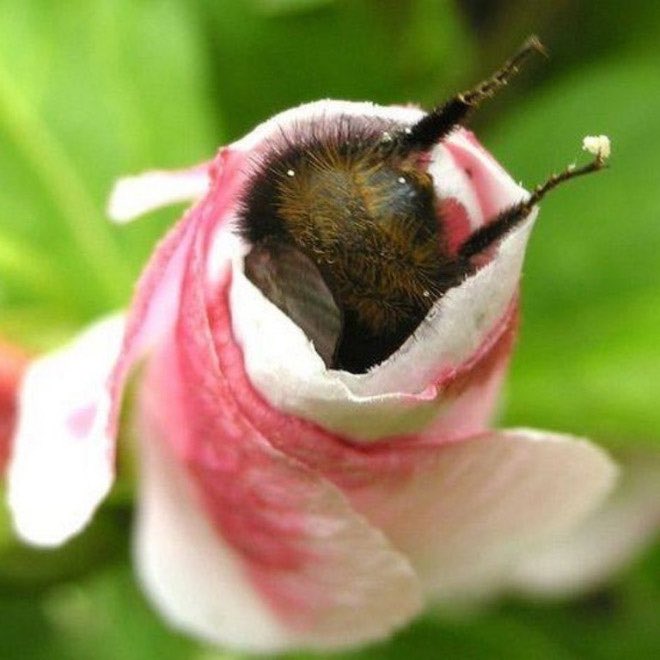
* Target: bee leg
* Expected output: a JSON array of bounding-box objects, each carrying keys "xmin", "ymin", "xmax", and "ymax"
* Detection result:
[
  {"xmin": 458, "ymin": 151, "xmax": 608, "ymax": 260},
  {"xmin": 399, "ymin": 36, "xmax": 546, "ymax": 153}
]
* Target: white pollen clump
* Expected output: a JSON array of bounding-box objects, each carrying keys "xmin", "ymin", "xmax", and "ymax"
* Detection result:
[{"xmin": 582, "ymin": 135, "xmax": 611, "ymax": 160}]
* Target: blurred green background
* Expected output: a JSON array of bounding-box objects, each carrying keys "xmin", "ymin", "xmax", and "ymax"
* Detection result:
[{"xmin": 0, "ymin": 0, "xmax": 658, "ymax": 658}]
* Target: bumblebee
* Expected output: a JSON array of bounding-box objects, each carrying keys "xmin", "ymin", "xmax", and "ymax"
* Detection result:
[{"xmin": 239, "ymin": 37, "xmax": 607, "ymax": 373}]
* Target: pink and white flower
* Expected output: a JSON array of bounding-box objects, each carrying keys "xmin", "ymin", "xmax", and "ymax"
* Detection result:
[{"xmin": 7, "ymin": 101, "xmax": 618, "ymax": 652}]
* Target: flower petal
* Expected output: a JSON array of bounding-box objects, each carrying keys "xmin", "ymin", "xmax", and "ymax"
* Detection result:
[
  {"xmin": 132, "ymin": 221, "xmax": 423, "ymax": 651},
  {"xmin": 7, "ymin": 315, "xmax": 124, "ymax": 546},
  {"xmin": 107, "ymin": 164, "xmax": 211, "ymax": 223},
  {"xmin": 207, "ymin": 339, "xmax": 618, "ymax": 605},
  {"xmin": 352, "ymin": 429, "xmax": 618, "ymax": 600},
  {"xmin": 135, "ymin": 391, "xmax": 422, "ymax": 652},
  {"xmin": 221, "ymin": 108, "xmax": 533, "ymax": 440},
  {"xmin": 6, "ymin": 149, "xmax": 241, "ymax": 546},
  {"xmin": 0, "ymin": 339, "xmax": 28, "ymax": 474},
  {"xmin": 510, "ymin": 451, "xmax": 660, "ymax": 598}
]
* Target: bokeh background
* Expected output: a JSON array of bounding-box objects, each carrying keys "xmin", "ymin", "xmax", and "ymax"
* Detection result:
[{"xmin": 1, "ymin": 1, "xmax": 659, "ymax": 658}]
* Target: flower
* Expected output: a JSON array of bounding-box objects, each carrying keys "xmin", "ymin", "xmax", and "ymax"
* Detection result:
[
  {"xmin": 0, "ymin": 338, "xmax": 27, "ymax": 474},
  {"xmin": 7, "ymin": 101, "xmax": 618, "ymax": 653}
]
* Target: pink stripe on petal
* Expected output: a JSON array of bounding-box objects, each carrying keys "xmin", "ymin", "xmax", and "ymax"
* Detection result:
[
  {"xmin": 6, "ymin": 148, "xmax": 246, "ymax": 547},
  {"xmin": 205, "ymin": 272, "xmax": 615, "ymax": 604},
  {"xmin": 440, "ymin": 197, "xmax": 473, "ymax": 255},
  {"xmin": 0, "ymin": 340, "xmax": 28, "ymax": 475},
  {"xmin": 107, "ymin": 148, "xmax": 248, "ymax": 451},
  {"xmin": 444, "ymin": 130, "xmax": 528, "ymax": 223},
  {"xmin": 133, "ymin": 223, "xmax": 422, "ymax": 650}
]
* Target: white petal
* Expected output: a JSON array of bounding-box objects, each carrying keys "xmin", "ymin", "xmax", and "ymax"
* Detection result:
[
  {"xmin": 220, "ymin": 101, "xmax": 532, "ymax": 440},
  {"xmin": 107, "ymin": 166, "xmax": 210, "ymax": 223},
  {"xmin": 511, "ymin": 451, "xmax": 659, "ymax": 598},
  {"xmin": 229, "ymin": 214, "xmax": 532, "ymax": 440},
  {"xmin": 134, "ymin": 422, "xmax": 423, "ymax": 653},
  {"xmin": 351, "ymin": 428, "xmax": 618, "ymax": 601},
  {"xmin": 230, "ymin": 99, "xmax": 424, "ymax": 153},
  {"xmin": 7, "ymin": 315, "xmax": 125, "ymax": 546}
]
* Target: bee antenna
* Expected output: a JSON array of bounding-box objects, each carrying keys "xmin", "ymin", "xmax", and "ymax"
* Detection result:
[
  {"xmin": 397, "ymin": 35, "xmax": 546, "ymax": 154},
  {"xmin": 458, "ymin": 136, "xmax": 611, "ymax": 260}
]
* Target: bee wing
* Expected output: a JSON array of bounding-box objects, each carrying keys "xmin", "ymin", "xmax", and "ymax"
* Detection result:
[{"xmin": 244, "ymin": 243, "xmax": 341, "ymax": 367}]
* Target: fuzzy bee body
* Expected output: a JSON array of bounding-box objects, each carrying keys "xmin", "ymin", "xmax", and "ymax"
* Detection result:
[
  {"xmin": 240, "ymin": 37, "xmax": 606, "ymax": 374},
  {"xmin": 241, "ymin": 120, "xmax": 470, "ymax": 372}
]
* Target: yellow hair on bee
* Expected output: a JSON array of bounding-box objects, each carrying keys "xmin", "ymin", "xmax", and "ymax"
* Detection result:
[{"xmin": 274, "ymin": 142, "xmax": 446, "ymax": 334}]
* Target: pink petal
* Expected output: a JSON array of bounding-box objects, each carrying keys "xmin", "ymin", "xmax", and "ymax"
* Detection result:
[
  {"xmin": 350, "ymin": 429, "xmax": 618, "ymax": 600},
  {"xmin": 7, "ymin": 315, "xmax": 124, "ymax": 546},
  {"xmin": 511, "ymin": 451, "xmax": 660, "ymax": 598},
  {"xmin": 220, "ymin": 110, "xmax": 532, "ymax": 440},
  {"xmin": 6, "ymin": 150, "xmax": 242, "ymax": 546},
  {"xmin": 108, "ymin": 149, "xmax": 248, "ymax": 470},
  {"xmin": 0, "ymin": 339, "xmax": 28, "ymax": 474},
  {"xmin": 443, "ymin": 129, "xmax": 528, "ymax": 222},
  {"xmin": 137, "ymin": 139, "xmax": 612, "ymax": 639},
  {"xmin": 133, "ymin": 225, "xmax": 422, "ymax": 651},
  {"xmin": 208, "ymin": 290, "xmax": 617, "ymax": 600},
  {"xmin": 136, "ymin": 391, "xmax": 422, "ymax": 653},
  {"xmin": 107, "ymin": 164, "xmax": 211, "ymax": 223}
]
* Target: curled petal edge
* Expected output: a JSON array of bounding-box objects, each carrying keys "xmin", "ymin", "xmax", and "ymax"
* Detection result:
[
  {"xmin": 107, "ymin": 164, "xmax": 211, "ymax": 224},
  {"xmin": 349, "ymin": 428, "xmax": 619, "ymax": 601},
  {"xmin": 510, "ymin": 450, "xmax": 659, "ymax": 598},
  {"xmin": 134, "ymin": 403, "xmax": 424, "ymax": 652}
]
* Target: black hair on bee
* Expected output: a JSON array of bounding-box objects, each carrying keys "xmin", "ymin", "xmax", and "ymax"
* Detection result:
[{"xmin": 239, "ymin": 36, "xmax": 607, "ymax": 374}]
